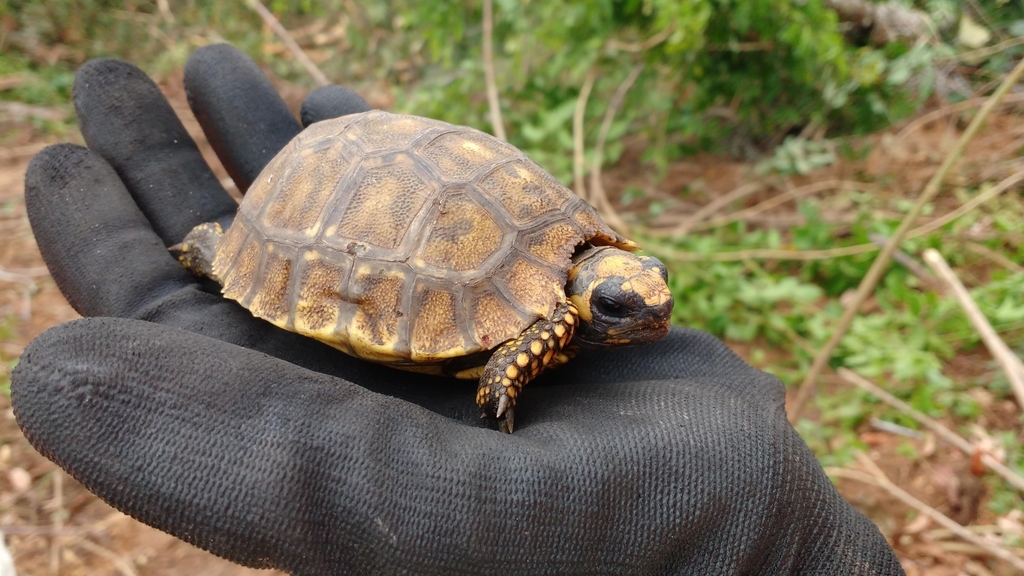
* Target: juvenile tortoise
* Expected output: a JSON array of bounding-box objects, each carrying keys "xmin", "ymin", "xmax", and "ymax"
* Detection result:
[{"xmin": 175, "ymin": 110, "xmax": 674, "ymax": 433}]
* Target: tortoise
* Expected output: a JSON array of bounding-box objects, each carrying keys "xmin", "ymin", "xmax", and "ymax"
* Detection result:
[{"xmin": 175, "ymin": 110, "xmax": 674, "ymax": 433}]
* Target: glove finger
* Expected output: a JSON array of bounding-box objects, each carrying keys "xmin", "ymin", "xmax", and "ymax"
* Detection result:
[
  {"xmin": 300, "ymin": 85, "xmax": 372, "ymax": 127},
  {"xmin": 74, "ymin": 58, "xmax": 237, "ymax": 245},
  {"xmin": 184, "ymin": 44, "xmax": 301, "ymax": 194},
  {"xmin": 24, "ymin": 144, "xmax": 195, "ymax": 318}
]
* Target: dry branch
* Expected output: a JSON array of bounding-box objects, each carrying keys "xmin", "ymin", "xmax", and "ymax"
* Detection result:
[
  {"xmin": 924, "ymin": 524, "xmax": 1024, "ymax": 541},
  {"xmin": 906, "ymin": 169, "xmax": 1024, "ymax": 239},
  {"xmin": 837, "ymin": 368, "xmax": 1024, "ymax": 493},
  {"xmin": 646, "ymin": 179, "xmax": 889, "ymax": 239},
  {"xmin": 49, "ymin": 470, "xmax": 64, "ymax": 574},
  {"xmin": 965, "ymin": 242, "xmax": 1024, "ymax": 273},
  {"xmin": 244, "ymin": 0, "xmax": 330, "ymax": 87},
  {"xmin": 649, "ymin": 167, "xmax": 1022, "ymax": 262},
  {"xmin": 0, "ymin": 264, "xmax": 36, "ymax": 320},
  {"xmin": 845, "ymin": 453, "xmax": 1024, "ymax": 571},
  {"xmin": 642, "ymin": 242, "xmax": 880, "ymax": 263},
  {"xmin": 867, "ymin": 233, "xmax": 945, "ymax": 293},
  {"xmin": 482, "ymin": 0, "xmax": 506, "ymax": 141},
  {"xmin": 73, "ymin": 539, "xmax": 138, "ymax": 576},
  {"xmin": 894, "ymin": 92, "xmax": 1024, "ymax": 143},
  {"xmin": 605, "ymin": 25, "xmax": 674, "ymax": 53},
  {"xmin": 788, "ymin": 56, "xmax": 1024, "ymax": 422},
  {"xmin": 936, "ymin": 542, "xmax": 1024, "ymax": 563},
  {"xmin": 0, "ymin": 74, "xmax": 26, "ymax": 91},
  {"xmin": 590, "ymin": 63, "xmax": 644, "ymax": 234},
  {"xmin": 155, "ymin": 0, "xmax": 175, "ymax": 23},
  {"xmin": 0, "ymin": 102, "xmax": 68, "ymax": 122},
  {"xmin": 954, "ymin": 36, "xmax": 1024, "ymax": 64},
  {"xmin": 922, "ymin": 249, "xmax": 1024, "ymax": 408},
  {"xmin": 869, "ymin": 418, "xmax": 924, "ymax": 439},
  {"xmin": 572, "ymin": 71, "xmax": 596, "ymax": 198},
  {"xmin": 0, "ymin": 143, "xmax": 49, "ymax": 162},
  {"xmin": 689, "ymin": 180, "xmax": 869, "ymax": 233},
  {"xmin": 662, "ymin": 182, "xmax": 764, "ymax": 237}
]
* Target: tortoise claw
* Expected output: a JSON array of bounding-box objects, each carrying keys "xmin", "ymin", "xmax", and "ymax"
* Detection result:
[
  {"xmin": 495, "ymin": 394, "xmax": 510, "ymax": 419},
  {"xmin": 497, "ymin": 406, "xmax": 515, "ymax": 434},
  {"xmin": 495, "ymin": 394, "xmax": 514, "ymax": 433}
]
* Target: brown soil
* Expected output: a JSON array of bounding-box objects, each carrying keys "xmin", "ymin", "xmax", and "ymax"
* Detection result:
[{"xmin": 1, "ymin": 70, "xmax": 1023, "ymax": 574}]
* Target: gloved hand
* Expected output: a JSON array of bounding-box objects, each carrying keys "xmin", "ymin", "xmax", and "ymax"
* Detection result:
[{"xmin": 13, "ymin": 44, "xmax": 903, "ymax": 575}]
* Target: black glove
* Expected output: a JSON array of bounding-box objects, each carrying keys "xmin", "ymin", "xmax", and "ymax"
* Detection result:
[{"xmin": 13, "ymin": 44, "xmax": 903, "ymax": 575}]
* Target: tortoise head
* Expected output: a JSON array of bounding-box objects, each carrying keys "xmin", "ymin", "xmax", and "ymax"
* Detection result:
[{"xmin": 566, "ymin": 246, "xmax": 673, "ymax": 348}]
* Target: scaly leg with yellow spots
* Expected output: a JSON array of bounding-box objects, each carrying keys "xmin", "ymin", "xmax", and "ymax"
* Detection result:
[{"xmin": 476, "ymin": 301, "xmax": 579, "ymax": 433}]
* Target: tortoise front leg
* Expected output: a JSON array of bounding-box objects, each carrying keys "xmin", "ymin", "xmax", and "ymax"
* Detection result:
[{"xmin": 476, "ymin": 301, "xmax": 579, "ymax": 433}]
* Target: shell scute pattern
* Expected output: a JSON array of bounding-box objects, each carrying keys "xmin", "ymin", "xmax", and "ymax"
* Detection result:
[
  {"xmin": 293, "ymin": 248, "xmax": 353, "ymax": 338},
  {"xmin": 342, "ymin": 112, "xmax": 443, "ymax": 155},
  {"xmin": 418, "ymin": 129, "xmax": 519, "ymax": 182},
  {"xmin": 215, "ymin": 110, "xmax": 621, "ymax": 367},
  {"xmin": 410, "ymin": 283, "xmax": 469, "ymax": 361},
  {"xmin": 347, "ymin": 264, "xmax": 408, "ymax": 361},
  {"xmin": 330, "ymin": 159, "xmax": 435, "ymax": 252},
  {"xmin": 475, "ymin": 161, "xmax": 570, "ymax": 226},
  {"xmin": 261, "ymin": 142, "xmax": 353, "ymax": 236},
  {"xmin": 415, "ymin": 188, "xmax": 508, "ymax": 274}
]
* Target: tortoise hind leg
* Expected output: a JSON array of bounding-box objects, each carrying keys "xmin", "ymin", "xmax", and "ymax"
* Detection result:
[
  {"xmin": 476, "ymin": 301, "xmax": 579, "ymax": 433},
  {"xmin": 171, "ymin": 222, "xmax": 224, "ymax": 283}
]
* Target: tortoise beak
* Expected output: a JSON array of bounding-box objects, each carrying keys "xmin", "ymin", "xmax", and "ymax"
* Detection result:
[{"xmin": 616, "ymin": 295, "xmax": 674, "ymax": 344}]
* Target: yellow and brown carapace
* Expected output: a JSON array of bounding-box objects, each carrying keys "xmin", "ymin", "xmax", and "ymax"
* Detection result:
[{"xmin": 175, "ymin": 110, "xmax": 673, "ymax": 433}]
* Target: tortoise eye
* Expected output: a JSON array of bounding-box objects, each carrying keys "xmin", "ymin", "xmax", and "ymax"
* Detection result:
[{"xmin": 595, "ymin": 296, "xmax": 629, "ymax": 318}]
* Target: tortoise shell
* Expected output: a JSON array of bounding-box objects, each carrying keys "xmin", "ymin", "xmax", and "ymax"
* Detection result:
[{"xmin": 210, "ymin": 110, "xmax": 634, "ymax": 372}]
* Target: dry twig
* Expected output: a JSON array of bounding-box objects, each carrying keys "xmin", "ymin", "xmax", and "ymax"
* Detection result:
[
  {"xmin": 965, "ymin": 242, "xmax": 1024, "ymax": 273},
  {"xmin": 867, "ymin": 233, "xmax": 942, "ymax": 292},
  {"xmin": 697, "ymin": 180, "xmax": 867, "ymax": 232},
  {"xmin": 482, "ymin": 0, "xmax": 506, "ymax": 141},
  {"xmin": 676, "ymin": 180, "xmax": 870, "ymax": 235},
  {"xmin": 572, "ymin": 71, "xmax": 596, "ymax": 198},
  {"xmin": 0, "ymin": 74, "xmax": 26, "ymax": 91},
  {"xmin": 837, "ymin": 368, "xmax": 1024, "ymax": 493},
  {"xmin": 954, "ymin": 36, "xmax": 1024, "ymax": 64},
  {"xmin": 641, "ymin": 241, "xmax": 880, "ymax": 263},
  {"xmin": 244, "ymin": 0, "xmax": 330, "ymax": 87},
  {"xmin": 894, "ymin": 92, "xmax": 1024, "ymax": 143},
  {"xmin": 661, "ymin": 182, "xmax": 764, "ymax": 237},
  {"xmin": 48, "ymin": 470, "xmax": 64, "ymax": 574},
  {"xmin": 0, "ymin": 513, "xmax": 128, "ymax": 537},
  {"xmin": 73, "ymin": 539, "xmax": 138, "ymax": 576},
  {"xmin": 924, "ymin": 524, "xmax": 1024, "ymax": 540},
  {"xmin": 155, "ymin": 0, "xmax": 175, "ymax": 23},
  {"xmin": 0, "ymin": 143, "xmax": 49, "ymax": 162},
  {"xmin": 648, "ymin": 168, "xmax": 1011, "ymax": 262},
  {"xmin": 653, "ymin": 169, "xmax": 1019, "ymax": 257},
  {"xmin": 0, "ymin": 264, "xmax": 36, "ymax": 320},
  {"xmin": 935, "ymin": 542, "xmax": 1024, "ymax": 563},
  {"xmin": 789, "ymin": 56, "xmax": 1024, "ymax": 422},
  {"xmin": 837, "ymin": 453, "xmax": 1024, "ymax": 572},
  {"xmin": 0, "ymin": 102, "xmax": 68, "ymax": 122},
  {"xmin": 922, "ymin": 249, "xmax": 1024, "ymax": 408},
  {"xmin": 590, "ymin": 63, "xmax": 644, "ymax": 234},
  {"xmin": 907, "ymin": 169, "xmax": 1024, "ymax": 239},
  {"xmin": 605, "ymin": 25, "xmax": 674, "ymax": 53}
]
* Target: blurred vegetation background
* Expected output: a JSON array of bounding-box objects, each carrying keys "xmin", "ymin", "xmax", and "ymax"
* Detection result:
[
  {"xmin": 2, "ymin": 0, "xmax": 1024, "ymax": 560},
  {"xmin": 6, "ymin": 0, "xmax": 1019, "ymax": 172}
]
